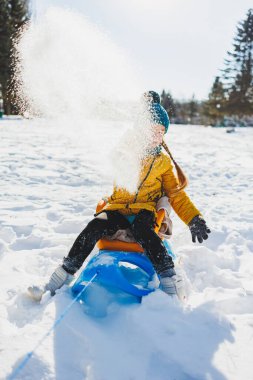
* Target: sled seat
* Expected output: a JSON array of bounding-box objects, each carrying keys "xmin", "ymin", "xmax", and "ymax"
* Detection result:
[{"xmin": 95, "ymin": 200, "xmax": 165, "ymax": 253}]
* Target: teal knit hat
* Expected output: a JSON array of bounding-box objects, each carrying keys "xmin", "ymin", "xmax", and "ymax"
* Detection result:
[
  {"xmin": 149, "ymin": 102, "xmax": 170, "ymax": 133},
  {"xmin": 143, "ymin": 91, "xmax": 170, "ymax": 133}
]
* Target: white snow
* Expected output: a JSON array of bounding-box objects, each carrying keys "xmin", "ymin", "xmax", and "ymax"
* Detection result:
[
  {"xmin": 0, "ymin": 118, "xmax": 253, "ymax": 380},
  {"xmin": 15, "ymin": 8, "xmax": 140, "ymax": 118}
]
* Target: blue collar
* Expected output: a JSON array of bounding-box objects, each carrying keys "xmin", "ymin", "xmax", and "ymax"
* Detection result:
[{"xmin": 145, "ymin": 145, "xmax": 162, "ymax": 156}]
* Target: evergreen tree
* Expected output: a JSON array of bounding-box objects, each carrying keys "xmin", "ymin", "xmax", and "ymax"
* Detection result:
[
  {"xmin": 10, "ymin": 0, "xmax": 30, "ymax": 29},
  {"xmin": 204, "ymin": 77, "xmax": 226, "ymax": 124},
  {"xmin": 160, "ymin": 90, "xmax": 176, "ymax": 117},
  {"xmin": 0, "ymin": 0, "xmax": 30, "ymax": 115},
  {"xmin": 0, "ymin": 0, "xmax": 12, "ymax": 114},
  {"xmin": 189, "ymin": 94, "xmax": 198, "ymax": 122},
  {"xmin": 223, "ymin": 8, "xmax": 253, "ymax": 115}
]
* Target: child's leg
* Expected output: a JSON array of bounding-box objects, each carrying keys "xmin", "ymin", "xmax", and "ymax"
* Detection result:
[
  {"xmin": 131, "ymin": 209, "xmax": 174, "ymax": 274},
  {"xmin": 131, "ymin": 210, "xmax": 184, "ymax": 298},
  {"xmin": 63, "ymin": 211, "xmax": 131, "ymax": 274},
  {"xmin": 28, "ymin": 211, "xmax": 130, "ymax": 300}
]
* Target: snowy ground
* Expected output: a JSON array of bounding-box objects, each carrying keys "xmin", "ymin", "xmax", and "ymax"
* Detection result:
[{"xmin": 0, "ymin": 119, "xmax": 253, "ymax": 380}]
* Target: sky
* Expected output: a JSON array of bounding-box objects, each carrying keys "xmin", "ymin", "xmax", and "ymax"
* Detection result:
[{"xmin": 33, "ymin": 0, "xmax": 252, "ymax": 100}]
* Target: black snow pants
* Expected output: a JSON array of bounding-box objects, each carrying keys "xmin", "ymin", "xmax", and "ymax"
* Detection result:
[{"xmin": 62, "ymin": 209, "xmax": 174, "ymax": 276}]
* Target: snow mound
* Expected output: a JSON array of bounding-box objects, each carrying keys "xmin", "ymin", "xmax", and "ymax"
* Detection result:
[{"xmin": 0, "ymin": 120, "xmax": 253, "ymax": 379}]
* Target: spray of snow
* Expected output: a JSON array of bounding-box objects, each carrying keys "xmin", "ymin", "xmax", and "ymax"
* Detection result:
[
  {"xmin": 14, "ymin": 7, "xmax": 156, "ymax": 193},
  {"xmin": 14, "ymin": 7, "xmax": 140, "ymax": 119},
  {"xmin": 109, "ymin": 99, "xmax": 155, "ymax": 192}
]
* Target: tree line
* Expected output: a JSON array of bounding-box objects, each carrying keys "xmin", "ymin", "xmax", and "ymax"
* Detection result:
[
  {"xmin": 0, "ymin": 4, "xmax": 252, "ymax": 126},
  {"xmin": 161, "ymin": 9, "xmax": 253, "ymax": 126},
  {"xmin": 0, "ymin": 0, "xmax": 29, "ymax": 115}
]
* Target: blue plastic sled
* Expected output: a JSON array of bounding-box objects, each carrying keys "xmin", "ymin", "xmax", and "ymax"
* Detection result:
[{"xmin": 71, "ymin": 240, "xmax": 176, "ymax": 316}]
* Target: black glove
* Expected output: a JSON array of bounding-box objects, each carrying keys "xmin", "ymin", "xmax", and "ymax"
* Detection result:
[{"xmin": 188, "ymin": 215, "xmax": 211, "ymax": 243}]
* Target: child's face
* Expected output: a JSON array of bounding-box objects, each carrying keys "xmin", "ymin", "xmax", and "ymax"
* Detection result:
[{"xmin": 150, "ymin": 124, "xmax": 165, "ymax": 147}]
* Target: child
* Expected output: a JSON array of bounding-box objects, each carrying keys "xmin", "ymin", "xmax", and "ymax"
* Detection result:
[{"xmin": 28, "ymin": 91, "xmax": 210, "ymax": 301}]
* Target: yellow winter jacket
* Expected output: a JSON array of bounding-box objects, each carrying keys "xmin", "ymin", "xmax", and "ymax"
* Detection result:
[{"xmin": 102, "ymin": 152, "xmax": 200, "ymax": 225}]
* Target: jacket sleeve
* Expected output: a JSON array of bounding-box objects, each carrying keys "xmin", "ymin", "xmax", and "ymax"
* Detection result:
[{"xmin": 161, "ymin": 157, "xmax": 200, "ymax": 225}]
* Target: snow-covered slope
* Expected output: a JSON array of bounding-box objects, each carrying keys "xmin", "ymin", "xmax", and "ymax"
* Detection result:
[{"xmin": 0, "ymin": 119, "xmax": 253, "ymax": 380}]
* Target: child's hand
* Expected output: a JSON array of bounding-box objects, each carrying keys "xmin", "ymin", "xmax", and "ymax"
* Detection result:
[{"xmin": 188, "ymin": 215, "xmax": 211, "ymax": 243}]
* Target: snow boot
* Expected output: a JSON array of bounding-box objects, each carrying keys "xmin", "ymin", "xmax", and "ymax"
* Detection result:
[
  {"xmin": 159, "ymin": 268, "xmax": 186, "ymax": 302},
  {"xmin": 28, "ymin": 266, "xmax": 74, "ymax": 302}
]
